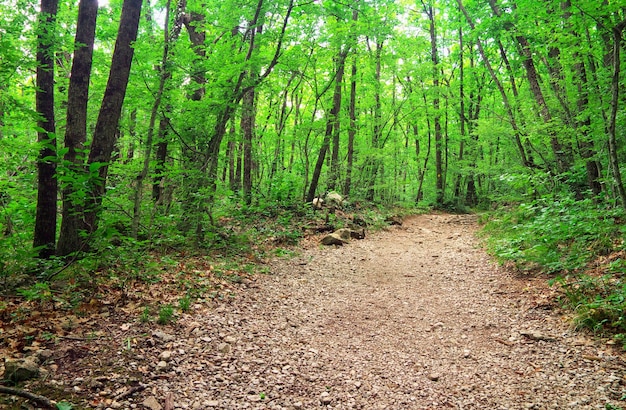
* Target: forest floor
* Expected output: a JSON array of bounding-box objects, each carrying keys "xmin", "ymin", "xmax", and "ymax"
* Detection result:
[{"xmin": 2, "ymin": 213, "xmax": 626, "ymax": 409}]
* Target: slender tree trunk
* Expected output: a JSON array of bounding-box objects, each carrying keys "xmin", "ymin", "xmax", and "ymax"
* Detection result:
[
  {"xmin": 343, "ymin": 59, "xmax": 357, "ymax": 198},
  {"xmin": 306, "ymin": 52, "xmax": 347, "ymax": 203},
  {"xmin": 152, "ymin": 111, "xmax": 170, "ymax": 202},
  {"xmin": 241, "ymin": 84, "xmax": 256, "ymax": 205},
  {"xmin": 458, "ymin": 0, "xmax": 529, "ymax": 168},
  {"xmin": 84, "ymin": 0, "xmax": 143, "ymax": 235},
  {"xmin": 56, "ymin": 0, "xmax": 98, "ymax": 256},
  {"xmin": 132, "ymin": 0, "xmax": 172, "ymax": 239},
  {"xmin": 608, "ymin": 20, "xmax": 626, "ymax": 209},
  {"xmin": 561, "ymin": 0, "xmax": 602, "ymax": 196},
  {"xmin": 33, "ymin": 0, "xmax": 59, "ymax": 258},
  {"xmin": 365, "ymin": 40, "xmax": 384, "ymax": 201},
  {"xmin": 488, "ymin": 0, "xmax": 570, "ymax": 172},
  {"xmin": 423, "ymin": 3, "xmax": 444, "ymax": 206}
]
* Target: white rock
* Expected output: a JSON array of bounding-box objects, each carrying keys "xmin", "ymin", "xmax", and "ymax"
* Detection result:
[
  {"xmin": 159, "ymin": 351, "xmax": 172, "ymax": 361},
  {"xmin": 142, "ymin": 396, "xmax": 162, "ymax": 410}
]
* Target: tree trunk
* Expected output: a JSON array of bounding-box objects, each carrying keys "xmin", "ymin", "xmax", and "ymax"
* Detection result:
[
  {"xmin": 33, "ymin": 0, "xmax": 59, "ymax": 258},
  {"xmin": 152, "ymin": 112, "xmax": 170, "ymax": 202},
  {"xmin": 424, "ymin": 3, "xmax": 444, "ymax": 206},
  {"xmin": 132, "ymin": 0, "xmax": 172, "ymax": 239},
  {"xmin": 608, "ymin": 20, "xmax": 626, "ymax": 209},
  {"xmin": 84, "ymin": 0, "xmax": 143, "ymax": 234},
  {"xmin": 56, "ymin": 0, "xmax": 98, "ymax": 256},
  {"xmin": 241, "ymin": 84, "xmax": 256, "ymax": 205},
  {"xmin": 458, "ymin": 0, "xmax": 529, "ymax": 168},
  {"xmin": 343, "ymin": 58, "xmax": 357, "ymax": 198},
  {"xmin": 488, "ymin": 0, "xmax": 570, "ymax": 173},
  {"xmin": 306, "ymin": 52, "xmax": 347, "ymax": 203},
  {"xmin": 365, "ymin": 40, "xmax": 384, "ymax": 201}
]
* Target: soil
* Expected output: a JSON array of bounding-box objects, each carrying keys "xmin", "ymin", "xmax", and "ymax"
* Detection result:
[{"xmin": 2, "ymin": 213, "xmax": 626, "ymax": 409}]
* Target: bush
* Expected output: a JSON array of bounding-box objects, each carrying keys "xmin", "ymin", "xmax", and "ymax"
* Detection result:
[{"xmin": 483, "ymin": 195, "xmax": 626, "ymax": 342}]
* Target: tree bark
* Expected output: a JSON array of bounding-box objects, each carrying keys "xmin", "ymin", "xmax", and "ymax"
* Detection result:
[
  {"xmin": 33, "ymin": 0, "xmax": 59, "ymax": 258},
  {"xmin": 132, "ymin": 0, "xmax": 172, "ymax": 238},
  {"xmin": 423, "ymin": 3, "xmax": 444, "ymax": 206},
  {"xmin": 365, "ymin": 39, "xmax": 384, "ymax": 201},
  {"xmin": 306, "ymin": 52, "xmax": 347, "ymax": 203},
  {"xmin": 458, "ymin": 0, "xmax": 529, "ymax": 168},
  {"xmin": 488, "ymin": 0, "xmax": 570, "ymax": 173},
  {"xmin": 56, "ymin": 0, "xmax": 98, "ymax": 256},
  {"xmin": 608, "ymin": 20, "xmax": 626, "ymax": 209},
  {"xmin": 84, "ymin": 0, "xmax": 143, "ymax": 235},
  {"xmin": 343, "ymin": 58, "xmax": 358, "ymax": 198}
]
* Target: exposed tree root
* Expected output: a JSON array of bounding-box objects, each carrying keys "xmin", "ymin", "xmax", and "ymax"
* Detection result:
[{"xmin": 0, "ymin": 385, "xmax": 56, "ymax": 409}]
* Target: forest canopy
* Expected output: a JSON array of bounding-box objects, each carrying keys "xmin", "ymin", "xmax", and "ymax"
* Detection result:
[{"xmin": 1, "ymin": 0, "xmax": 625, "ymax": 265}]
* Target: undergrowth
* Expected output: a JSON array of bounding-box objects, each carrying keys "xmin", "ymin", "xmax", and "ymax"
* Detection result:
[
  {"xmin": 1, "ymin": 200, "xmax": 418, "ymax": 330},
  {"xmin": 482, "ymin": 195, "xmax": 626, "ymax": 345}
]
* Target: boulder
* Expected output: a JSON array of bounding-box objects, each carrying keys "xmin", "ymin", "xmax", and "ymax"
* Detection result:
[
  {"xmin": 320, "ymin": 228, "xmax": 365, "ymax": 245},
  {"xmin": 385, "ymin": 215, "xmax": 403, "ymax": 226},
  {"xmin": 321, "ymin": 232, "xmax": 348, "ymax": 246},
  {"xmin": 3, "ymin": 357, "xmax": 40, "ymax": 382},
  {"xmin": 325, "ymin": 191, "xmax": 343, "ymax": 208},
  {"xmin": 311, "ymin": 197, "xmax": 324, "ymax": 210}
]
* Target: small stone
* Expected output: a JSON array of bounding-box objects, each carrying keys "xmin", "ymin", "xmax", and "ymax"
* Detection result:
[
  {"xmin": 224, "ymin": 336, "xmax": 237, "ymax": 344},
  {"xmin": 156, "ymin": 361, "xmax": 168, "ymax": 370},
  {"xmin": 463, "ymin": 349, "xmax": 471, "ymax": 358},
  {"xmin": 218, "ymin": 343, "xmax": 232, "ymax": 354},
  {"xmin": 38, "ymin": 349, "xmax": 54, "ymax": 361},
  {"xmin": 153, "ymin": 331, "xmax": 175, "ymax": 342},
  {"xmin": 427, "ymin": 373, "xmax": 440, "ymax": 381},
  {"xmin": 206, "ymin": 400, "xmax": 220, "ymax": 407},
  {"xmin": 293, "ymin": 401, "xmax": 303, "ymax": 409},
  {"xmin": 320, "ymin": 391, "xmax": 332, "ymax": 405},
  {"xmin": 159, "ymin": 350, "xmax": 172, "ymax": 361},
  {"xmin": 142, "ymin": 396, "xmax": 162, "ymax": 410}
]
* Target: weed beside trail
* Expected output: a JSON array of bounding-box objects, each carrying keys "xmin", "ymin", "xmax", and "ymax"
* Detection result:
[{"xmin": 482, "ymin": 196, "xmax": 626, "ymax": 345}]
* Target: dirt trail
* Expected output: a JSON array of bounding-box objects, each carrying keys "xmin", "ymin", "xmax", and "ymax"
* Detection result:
[
  {"xmin": 18, "ymin": 213, "xmax": 624, "ymax": 409},
  {"xmin": 134, "ymin": 213, "xmax": 623, "ymax": 409}
]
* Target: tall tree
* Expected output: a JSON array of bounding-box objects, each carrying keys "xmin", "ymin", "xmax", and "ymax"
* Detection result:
[
  {"xmin": 343, "ymin": 57, "xmax": 358, "ymax": 197},
  {"xmin": 607, "ymin": 19, "xmax": 626, "ymax": 209},
  {"xmin": 488, "ymin": 0, "xmax": 571, "ymax": 173},
  {"xmin": 84, "ymin": 0, "xmax": 143, "ymax": 234},
  {"xmin": 132, "ymin": 0, "xmax": 174, "ymax": 238},
  {"xmin": 56, "ymin": 0, "xmax": 98, "ymax": 256},
  {"xmin": 33, "ymin": 0, "xmax": 60, "ymax": 258},
  {"xmin": 423, "ymin": 1, "xmax": 444, "ymax": 206}
]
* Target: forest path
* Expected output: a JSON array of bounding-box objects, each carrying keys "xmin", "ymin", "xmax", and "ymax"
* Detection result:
[
  {"xmin": 142, "ymin": 213, "xmax": 625, "ymax": 409},
  {"xmin": 80, "ymin": 214, "xmax": 626, "ymax": 410}
]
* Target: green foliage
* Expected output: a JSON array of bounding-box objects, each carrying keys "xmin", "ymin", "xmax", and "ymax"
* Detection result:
[
  {"xmin": 484, "ymin": 196, "xmax": 624, "ymax": 274},
  {"xmin": 178, "ymin": 295, "xmax": 191, "ymax": 312},
  {"xmin": 552, "ymin": 275, "xmax": 626, "ymax": 336},
  {"xmin": 157, "ymin": 304, "xmax": 175, "ymax": 325},
  {"xmin": 17, "ymin": 282, "xmax": 53, "ymax": 303},
  {"xmin": 140, "ymin": 306, "xmax": 151, "ymax": 323},
  {"xmin": 484, "ymin": 196, "xmax": 626, "ymax": 339}
]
